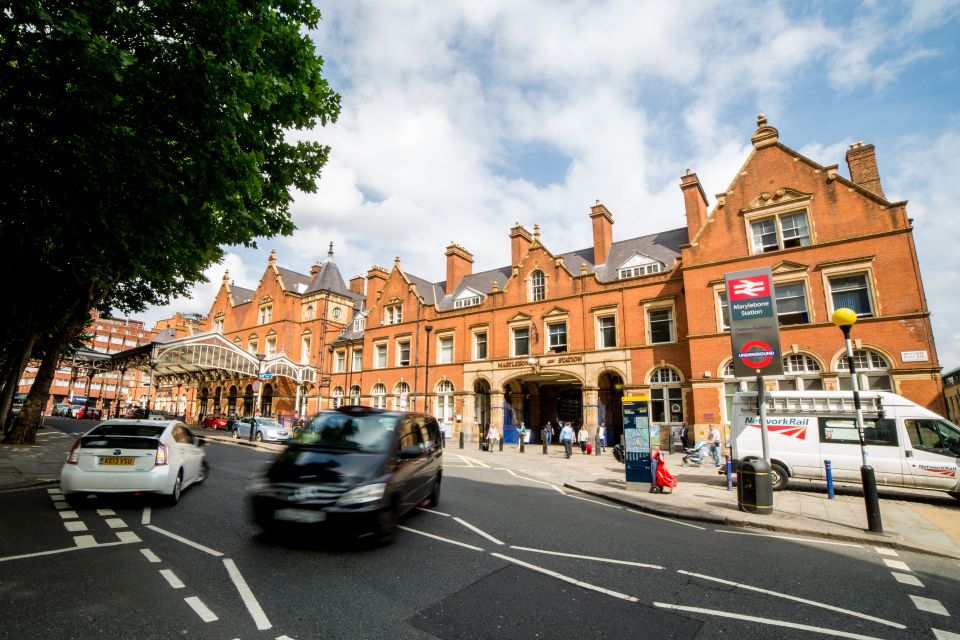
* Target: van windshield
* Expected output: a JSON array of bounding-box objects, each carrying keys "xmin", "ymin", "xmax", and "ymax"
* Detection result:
[{"xmin": 300, "ymin": 413, "xmax": 397, "ymax": 452}]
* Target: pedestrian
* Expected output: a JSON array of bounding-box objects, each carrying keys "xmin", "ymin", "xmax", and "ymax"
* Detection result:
[
  {"xmin": 559, "ymin": 422, "xmax": 574, "ymax": 458},
  {"xmin": 578, "ymin": 425, "xmax": 589, "ymax": 453},
  {"xmin": 680, "ymin": 424, "xmax": 690, "ymax": 450},
  {"xmin": 597, "ymin": 423, "xmax": 606, "ymax": 453},
  {"xmin": 517, "ymin": 422, "xmax": 527, "ymax": 450},
  {"xmin": 542, "ymin": 421, "xmax": 553, "ymax": 446},
  {"xmin": 487, "ymin": 425, "xmax": 500, "ymax": 451},
  {"xmin": 707, "ymin": 425, "xmax": 721, "ymax": 467}
]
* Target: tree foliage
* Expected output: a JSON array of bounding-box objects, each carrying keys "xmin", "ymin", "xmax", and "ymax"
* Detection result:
[{"xmin": 0, "ymin": 0, "xmax": 340, "ymax": 442}]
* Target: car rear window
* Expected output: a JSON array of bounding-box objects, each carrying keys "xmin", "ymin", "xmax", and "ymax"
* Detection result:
[{"xmin": 88, "ymin": 423, "xmax": 166, "ymax": 438}]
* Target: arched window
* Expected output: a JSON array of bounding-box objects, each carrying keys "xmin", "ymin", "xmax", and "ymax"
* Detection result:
[
  {"xmin": 227, "ymin": 385, "xmax": 238, "ymax": 416},
  {"xmin": 778, "ymin": 353, "xmax": 823, "ymax": 391},
  {"xmin": 649, "ymin": 367, "xmax": 683, "ymax": 424},
  {"xmin": 199, "ymin": 387, "xmax": 209, "ymax": 417},
  {"xmin": 836, "ymin": 349, "xmax": 892, "ymax": 391},
  {"xmin": 213, "ymin": 387, "xmax": 222, "ymax": 415},
  {"xmin": 349, "ymin": 385, "xmax": 361, "ymax": 406},
  {"xmin": 332, "ymin": 386, "xmax": 344, "ymax": 409},
  {"xmin": 298, "ymin": 385, "xmax": 309, "ymax": 416},
  {"xmin": 394, "ymin": 382, "xmax": 410, "ymax": 410},
  {"xmin": 436, "ymin": 380, "xmax": 455, "ymax": 422},
  {"xmin": 372, "ymin": 383, "xmax": 387, "ymax": 409},
  {"xmin": 243, "ymin": 385, "xmax": 254, "ymax": 415},
  {"xmin": 530, "ymin": 270, "xmax": 545, "ymax": 302},
  {"xmin": 262, "ymin": 383, "xmax": 273, "ymax": 416}
]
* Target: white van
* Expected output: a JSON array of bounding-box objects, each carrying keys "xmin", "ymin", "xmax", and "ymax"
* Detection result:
[{"xmin": 729, "ymin": 391, "xmax": 960, "ymax": 499}]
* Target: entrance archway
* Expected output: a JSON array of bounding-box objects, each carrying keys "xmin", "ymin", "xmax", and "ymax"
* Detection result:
[
  {"xmin": 473, "ymin": 380, "xmax": 491, "ymax": 439},
  {"xmin": 598, "ymin": 371, "xmax": 625, "ymax": 446},
  {"xmin": 243, "ymin": 385, "xmax": 254, "ymax": 415},
  {"xmin": 262, "ymin": 383, "xmax": 274, "ymax": 416}
]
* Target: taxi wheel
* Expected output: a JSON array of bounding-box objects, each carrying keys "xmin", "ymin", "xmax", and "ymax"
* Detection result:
[
  {"xmin": 195, "ymin": 460, "xmax": 209, "ymax": 484},
  {"xmin": 166, "ymin": 471, "xmax": 183, "ymax": 505}
]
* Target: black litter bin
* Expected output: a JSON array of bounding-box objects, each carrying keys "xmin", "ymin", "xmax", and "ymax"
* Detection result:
[{"xmin": 737, "ymin": 458, "xmax": 773, "ymax": 514}]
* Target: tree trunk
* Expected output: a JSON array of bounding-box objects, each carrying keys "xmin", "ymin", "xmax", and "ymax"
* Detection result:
[
  {"xmin": 0, "ymin": 330, "xmax": 40, "ymax": 437},
  {"xmin": 5, "ymin": 345, "xmax": 61, "ymax": 445}
]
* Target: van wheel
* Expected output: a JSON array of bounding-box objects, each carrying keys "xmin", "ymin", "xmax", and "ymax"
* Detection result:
[
  {"xmin": 948, "ymin": 491, "xmax": 960, "ymax": 502},
  {"xmin": 423, "ymin": 475, "xmax": 441, "ymax": 508},
  {"xmin": 372, "ymin": 498, "xmax": 399, "ymax": 546},
  {"xmin": 770, "ymin": 462, "xmax": 789, "ymax": 491}
]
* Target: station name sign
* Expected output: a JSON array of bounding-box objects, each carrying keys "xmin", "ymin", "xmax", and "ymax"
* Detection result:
[
  {"xmin": 496, "ymin": 354, "xmax": 584, "ymax": 369},
  {"xmin": 725, "ymin": 267, "xmax": 784, "ymax": 378}
]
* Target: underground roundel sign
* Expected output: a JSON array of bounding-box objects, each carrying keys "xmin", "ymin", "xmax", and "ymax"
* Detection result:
[{"xmin": 738, "ymin": 340, "xmax": 776, "ymax": 369}]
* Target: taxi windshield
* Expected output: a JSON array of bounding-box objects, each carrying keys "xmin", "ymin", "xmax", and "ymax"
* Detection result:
[{"xmin": 300, "ymin": 413, "xmax": 396, "ymax": 452}]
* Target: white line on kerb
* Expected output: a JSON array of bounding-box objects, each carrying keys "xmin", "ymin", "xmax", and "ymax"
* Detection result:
[
  {"xmin": 491, "ymin": 553, "xmax": 638, "ymax": 603},
  {"xmin": 140, "ymin": 548, "xmax": 161, "ymax": 563},
  {"xmin": 415, "ymin": 507, "xmax": 451, "ymax": 517},
  {"xmin": 566, "ymin": 495, "xmax": 622, "ymax": 509},
  {"xmin": 141, "ymin": 505, "xmax": 151, "ymax": 526},
  {"xmin": 397, "ymin": 526, "xmax": 484, "ymax": 551},
  {"xmin": 183, "ymin": 596, "xmax": 218, "ymax": 623},
  {"xmin": 160, "ymin": 569, "xmax": 185, "ymax": 589},
  {"xmin": 652, "ymin": 603, "xmax": 887, "ymax": 640},
  {"xmin": 223, "ymin": 558, "xmax": 272, "ymax": 630},
  {"xmin": 510, "ymin": 546, "xmax": 663, "ymax": 570},
  {"xmin": 715, "ymin": 529, "xmax": 862, "ymax": 547},
  {"xmin": 453, "ymin": 517, "xmax": 504, "ymax": 545},
  {"xmin": 146, "ymin": 525, "xmax": 223, "ymax": 557},
  {"xmin": 676, "ymin": 570, "xmax": 904, "ymax": 629},
  {"xmin": 629, "ymin": 508, "xmax": 705, "ymax": 530}
]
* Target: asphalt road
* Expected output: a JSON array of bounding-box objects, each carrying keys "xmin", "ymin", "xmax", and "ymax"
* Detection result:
[{"xmin": 1, "ymin": 419, "xmax": 958, "ymax": 640}]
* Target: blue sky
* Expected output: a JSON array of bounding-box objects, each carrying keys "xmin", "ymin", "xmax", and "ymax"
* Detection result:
[{"xmin": 144, "ymin": 0, "xmax": 960, "ymax": 371}]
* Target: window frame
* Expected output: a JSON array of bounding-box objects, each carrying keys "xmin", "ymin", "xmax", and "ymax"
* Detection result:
[
  {"xmin": 821, "ymin": 263, "xmax": 877, "ymax": 319},
  {"xmin": 512, "ymin": 326, "xmax": 530, "ymax": 357},
  {"xmin": 645, "ymin": 304, "xmax": 675, "ymax": 345},
  {"xmin": 530, "ymin": 270, "xmax": 545, "ymax": 302},
  {"xmin": 438, "ymin": 335, "xmax": 454, "ymax": 364},
  {"xmin": 744, "ymin": 205, "xmax": 813, "ymax": 255},
  {"xmin": 547, "ymin": 321, "xmax": 568, "ymax": 353},
  {"xmin": 374, "ymin": 342, "xmax": 388, "ymax": 369},
  {"xmin": 335, "ymin": 350, "xmax": 346, "ymax": 373},
  {"xmin": 773, "ymin": 280, "xmax": 810, "ymax": 326},
  {"xmin": 473, "ymin": 330, "xmax": 488, "ymax": 361},
  {"xmin": 352, "ymin": 349, "xmax": 363, "ymax": 372},
  {"xmin": 396, "ymin": 340, "xmax": 411, "ymax": 367},
  {"xmin": 596, "ymin": 314, "xmax": 617, "ymax": 349}
]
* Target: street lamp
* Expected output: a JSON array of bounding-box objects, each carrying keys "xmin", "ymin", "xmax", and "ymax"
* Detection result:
[
  {"xmin": 327, "ymin": 344, "xmax": 335, "ymax": 409},
  {"xmin": 250, "ymin": 353, "xmax": 266, "ymax": 442},
  {"xmin": 423, "ymin": 326, "xmax": 433, "ymax": 413},
  {"xmin": 832, "ymin": 308, "xmax": 883, "ymax": 534}
]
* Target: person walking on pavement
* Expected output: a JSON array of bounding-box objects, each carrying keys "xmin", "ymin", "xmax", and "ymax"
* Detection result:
[
  {"xmin": 542, "ymin": 421, "xmax": 553, "ymax": 446},
  {"xmin": 707, "ymin": 425, "xmax": 722, "ymax": 467},
  {"xmin": 487, "ymin": 425, "xmax": 500, "ymax": 451},
  {"xmin": 559, "ymin": 422, "xmax": 574, "ymax": 458},
  {"xmin": 680, "ymin": 424, "xmax": 690, "ymax": 450},
  {"xmin": 578, "ymin": 425, "xmax": 589, "ymax": 453},
  {"xmin": 517, "ymin": 422, "xmax": 527, "ymax": 450},
  {"xmin": 597, "ymin": 423, "xmax": 606, "ymax": 453}
]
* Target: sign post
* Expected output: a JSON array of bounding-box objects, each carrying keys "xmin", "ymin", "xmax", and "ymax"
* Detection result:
[{"xmin": 622, "ymin": 396, "xmax": 653, "ymax": 491}]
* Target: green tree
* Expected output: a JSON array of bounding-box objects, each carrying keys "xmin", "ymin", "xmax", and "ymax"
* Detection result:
[{"xmin": 0, "ymin": 0, "xmax": 340, "ymax": 443}]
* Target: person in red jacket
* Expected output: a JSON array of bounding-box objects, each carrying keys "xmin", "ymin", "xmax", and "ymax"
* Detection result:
[{"xmin": 651, "ymin": 447, "xmax": 677, "ymax": 493}]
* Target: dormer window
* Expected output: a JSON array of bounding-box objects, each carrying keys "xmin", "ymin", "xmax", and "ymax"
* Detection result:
[
  {"xmin": 258, "ymin": 304, "xmax": 273, "ymax": 324},
  {"xmin": 354, "ymin": 316, "xmax": 366, "ymax": 332},
  {"xmin": 618, "ymin": 253, "xmax": 664, "ymax": 279},
  {"xmin": 385, "ymin": 304, "xmax": 402, "ymax": 325},
  {"xmin": 454, "ymin": 288, "xmax": 484, "ymax": 309}
]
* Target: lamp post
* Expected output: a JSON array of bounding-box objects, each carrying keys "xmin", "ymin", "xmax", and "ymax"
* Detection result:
[
  {"xmin": 423, "ymin": 326, "xmax": 433, "ymax": 413},
  {"xmin": 250, "ymin": 353, "xmax": 266, "ymax": 442},
  {"xmin": 327, "ymin": 344, "xmax": 335, "ymax": 409},
  {"xmin": 832, "ymin": 308, "xmax": 883, "ymax": 534}
]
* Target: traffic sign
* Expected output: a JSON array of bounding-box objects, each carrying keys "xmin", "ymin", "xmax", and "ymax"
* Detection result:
[
  {"xmin": 725, "ymin": 267, "xmax": 784, "ymax": 378},
  {"xmin": 258, "ymin": 372, "xmax": 273, "ymax": 380}
]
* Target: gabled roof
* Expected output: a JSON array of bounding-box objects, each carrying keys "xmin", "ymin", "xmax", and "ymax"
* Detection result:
[
  {"xmin": 277, "ymin": 267, "xmax": 312, "ymax": 294},
  {"xmin": 229, "ymin": 284, "xmax": 255, "ymax": 305}
]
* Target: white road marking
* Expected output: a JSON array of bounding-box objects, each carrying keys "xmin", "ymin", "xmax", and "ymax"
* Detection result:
[
  {"xmin": 276, "ymin": 636, "xmax": 296, "ymax": 640},
  {"xmin": 491, "ymin": 552, "xmax": 638, "ymax": 603},
  {"xmin": 502, "ymin": 468, "xmax": 561, "ymax": 491},
  {"xmin": 630, "ymin": 508, "xmax": 705, "ymax": 530},
  {"xmin": 58, "ymin": 510, "xmax": 78, "ymax": 520},
  {"xmin": 223, "ymin": 558, "xmax": 272, "ymax": 630},
  {"xmin": 53, "ymin": 502, "xmax": 69, "ymax": 511},
  {"xmin": 883, "ymin": 559, "xmax": 911, "ymax": 572},
  {"xmin": 50, "ymin": 495, "xmax": 65, "ymax": 502},
  {"xmin": 933, "ymin": 629, "xmax": 960, "ymax": 640},
  {"xmin": 74, "ymin": 536, "xmax": 96, "ymax": 547},
  {"xmin": 567, "ymin": 495, "xmax": 622, "ymax": 509},
  {"xmin": 676, "ymin": 570, "xmax": 904, "ymax": 629},
  {"xmin": 140, "ymin": 548, "xmax": 161, "ymax": 563},
  {"xmin": 416, "ymin": 507, "xmax": 451, "ymax": 517},
  {"xmin": 0, "ymin": 538, "xmax": 136, "ymax": 562},
  {"xmin": 874, "ymin": 546, "xmax": 898, "ymax": 556},
  {"xmin": 397, "ymin": 526, "xmax": 484, "ymax": 551},
  {"xmin": 716, "ymin": 529, "xmax": 861, "ymax": 548},
  {"xmin": 141, "ymin": 505, "xmax": 151, "ymax": 525},
  {"xmin": 453, "ymin": 517, "xmax": 504, "ymax": 545},
  {"xmin": 652, "ymin": 603, "xmax": 887, "ymax": 640},
  {"xmin": 96, "ymin": 509, "xmax": 116, "ymax": 516},
  {"xmin": 160, "ymin": 569, "xmax": 185, "ymax": 589},
  {"xmin": 909, "ymin": 595, "xmax": 948, "ymax": 616},
  {"xmin": 104, "ymin": 518, "xmax": 127, "ymax": 529},
  {"xmin": 890, "ymin": 572, "xmax": 924, "ymax": 587},
  {"xmin": 47, "ymin": 488, "xmax": 61, "ymax": 494},
  {"xmin": 510, "ymin": 546, "xmax": 663, "ymax": 570},
  {"xmin": 184, "ymin": 596, "xmax": 218, "ymax": 623},
  {"xmin": 457, "ymin": 456, "xmax": 474, "ymax": 468},
  {"xmin": 116, "ymin": 531, "xmax": 141, "ymax": 543},
  {"xmin": 146, "ymin": 525, "xmax": 223, "ymax": 557},
  {"xmin": 63, "ymin": 521, "xmax": 88, "ymax": 532}
]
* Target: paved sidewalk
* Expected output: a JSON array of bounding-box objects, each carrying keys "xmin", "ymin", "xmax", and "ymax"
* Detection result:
[{"xmin": 4, "ymin": 427, "xmax": 958, "ymax": 560}]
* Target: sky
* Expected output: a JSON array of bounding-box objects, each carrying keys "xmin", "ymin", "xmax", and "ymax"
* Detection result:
[{"xmin": 141, "ymin": 0, "xmax": 960, "ymax": 371}]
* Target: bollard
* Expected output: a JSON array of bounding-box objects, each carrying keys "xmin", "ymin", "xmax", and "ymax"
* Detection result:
[
  {"xmin": 726, "ymin": 455, "xmax": 733, "ymax": 491},
  {"xmin": 499, "ymin": 438, "xmax": 504, "ymax": 452},
  {"xmin": 520, "ymin": 438, "xmax": 525, "ymax": 453},
  {"xmin": 825, "ymin": 459, "xmax": 834, "ymax": 500},
  {"xmin": 595, "ymin": 435, "xmax": 601, "ymax": 456},
  {"xmin": 459, "ymin": 431, "xmax": 464, "ymax": 449},
  {"xmin": 542, "ymin": 438, "xmax": 548, "ymax": 455}
]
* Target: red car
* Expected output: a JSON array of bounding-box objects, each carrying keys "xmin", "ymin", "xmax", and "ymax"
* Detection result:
[
  {"xmin": 202, "ymin": 415, "xmax": 228, "ymax": 430},
  {"xmin": 77, "ymin": 406, "xmax": 102, "ymax": 420}
]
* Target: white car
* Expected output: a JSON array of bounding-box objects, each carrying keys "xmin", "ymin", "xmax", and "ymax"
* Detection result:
[
  {"xmin": 231, "ymin": 417, "xmax": 290, "ymax": 442},
  {"xmin": 61, "ymin": 420, "xmax": 208, "ymax": 505}
]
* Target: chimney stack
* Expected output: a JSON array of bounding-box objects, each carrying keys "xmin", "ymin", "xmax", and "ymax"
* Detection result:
[
  {"xmin": 349, "ymin": 275, "xmax": 365, "ymax": 295},
  {"xmin": 679, "ymin": 169, "xmax": 709, "ymax": 237},
  {"xmin": 444, "ymin": 243, "xmax": 473, "ymax": 294},
  {"xmin": 365, "ymin": 265, "xmax": 389, "ymax": 310},
  {"xmin": 845, "ymin": 142, "xmax": 885, "ymax": 199},
  {"xmin": 510, "ymin": 224, "xmax": 532, "ymax": 267},
  {"xmin": 589, "ymin": 200, "xmax": 614, "ymax": 265}
]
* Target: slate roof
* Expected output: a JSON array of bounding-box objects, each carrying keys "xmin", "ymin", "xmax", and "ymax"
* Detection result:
[
  {"xmin": 304, "ymin": 260, "xmax": 364, "ymax": 305},
  {"xmin": 277, "ymin": 267, "xmax": 313, "ymax": 294},
  {"xmin": 228, "ymin": 285, "xmax": 255, "ymax": 305}
]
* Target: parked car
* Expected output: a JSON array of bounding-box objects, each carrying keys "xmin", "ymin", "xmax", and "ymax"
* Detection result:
[
  {"xmin": 232, "ymin": 417, "xmax": 290, "ymax": 443},
  {"xmin": 201, "ymin": 415, "xmax": 228, "ymax": 430},
  {"xmin": 52, "ymin": 403, "xmax": 72, "ymax": 417},
  {"xmin": 60, "ymin": 419, "xmax": 208, "ymax": 505},
  {"xmin": 225, "ymin": 414, "xmax": 241, "ymax": 430},
  {"xmin": 77, "ymin": 406, "xmax": 102, "ymax": 420},
  {"xmin": 69, "ymin": 404, "xmax": 85, "ymax": 418},
  {"xmin": 248, "ymin": 406, "xmax": 442, "ymax": 544}
]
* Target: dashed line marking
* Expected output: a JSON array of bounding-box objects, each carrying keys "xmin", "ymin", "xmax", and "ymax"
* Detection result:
[
  {"xmin": 50, "ymin": 495, "xmax": 65, "ymax": 502},
  {"xmin": 492, "ymin": 552, "xmax": 638, "ymax": 603},
  {"xmin": 141, "ymin": 505, "xmax": 151, "ymax": 526},
  {"xmin": 160, "ymin": 569, "xmax": 185, "ymax": 589},
  {"xmin": 933, "ymin": 629, "xmax": 960, "ymax": 639},
  {"xmin": 74, "ymin": 536, "xmax": 97, "ymax": 548},
  {"xmin": 146, "ymin": 525, "xmax": 223, "ymax": 557},
  {"xmin": 47, "ymin": 488, "xmax": 61, "ymax": 494},
  {"xmin": 874, "ymin": 547, "xmax": 898, "ymax": 556},
  {"xmin": 416, "ymin": 507, "xmax": 451, "ymax": 517},
  {"xmin": 63, "ymin": 521, "xmax": 88, "ymax": 532},
  {"xmin": 58, "ymin": 510, "xmax": 79, "ymax": 520},
  {"xmin": 510, "ymin": 545, "xmax": 663, "ymax": 570},
  {"xmin": 652, "ymin": 603, "xmax": 887, "ymax": 640},
  {"xmin": 140, "ymin": 548, "xmax": 161, "ymax": 563},
  {"xmin": 909, "ymin": 595, "xmax": 948, "ymax": 616},
  {"xmin": 116, "ymin": 531, "xmax": 141, "ymax": 543},
  {"xmin": 96, "ymin": 509, "xmax": 116, "ymax": 516},
  {"xmin": 223, "ymin": 558, "xmax": 272, "ymax": 631},
  {"xmin": 890, "ymin": 572, "xmax": 924, "ymax": 587},
  {"xmin": 883, "ymin": 559, "xmax": 911, "ymax": 572},
  {"xmin": 53, "ymin": 502, "xmax": 69, "ymax": 510},
  {"xmin": 397, "ymin": 526, "xmax": 484, "ymax": 551},
  {"xmin": 104, "ymin": 518, "xmax": 127, "ymax": 529},
  {"xmin": 183, "ymin": 596, "xmax": 218, "ymax": 623},
  {"xmin": 453, "ymin": 517, "xmax": 504, "ymax": 545}
]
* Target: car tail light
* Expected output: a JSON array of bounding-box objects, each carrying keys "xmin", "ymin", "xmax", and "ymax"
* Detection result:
[
  {"xmin": 66, "ymin": 440, "xmax": 81, "ymax": 464},
  {"xmin": 156, "ymin": 443, "xmax": 169, "ymax": 466}
]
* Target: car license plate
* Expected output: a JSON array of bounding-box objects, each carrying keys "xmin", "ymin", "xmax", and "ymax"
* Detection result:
[
  {"xmin": 99, "ymin": 456, "xmax": 135, "ymax": 466},
  {"xmin": 274, "ymin": 508, "xmax": 326, "ymax": 524}
]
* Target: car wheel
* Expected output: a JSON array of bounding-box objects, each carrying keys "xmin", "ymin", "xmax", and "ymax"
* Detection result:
[
  {"xmin": 232, "ymin": 429, "xmax": 240, "ymax": 439},
  {"xmin": 770, "ymin": 462, "xmax": 789, "ymax": 491},
  {"xmin": 195, "ymin": 460, "xmax": 209, "ymax": 485},
  {"xmin": 947, "ymin": 491, "xmax": 960, "ymax": 502},
  {"xmin": 166, "ymin": 471, "xmax": 183, "ymax": 505},
  {"xmin": 372, "ymin": 498, "xmax": 399, "ymax": 547},
  {"xmin": 255, "ymin": 431, "xmax": 263, "ymax": 442},
  {"xmin": 423, "ymin": 475, "xmax": 441, "ymax": 508}
]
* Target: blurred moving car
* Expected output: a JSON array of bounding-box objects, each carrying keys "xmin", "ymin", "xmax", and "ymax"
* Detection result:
[
  {"xmin": 249, "ymin": 406, "xmax": 442, "ymax": 544},
  {"xmin": 77, "ymin": 406, "xmax": 102, "ymax": 420},
  {"xmin": 201, "ymin": 415, "xmax": 228, "ymax": 430},
  {"xmin": 69, "ymin": 405, "xmax": 85, "ymax": 418},
  {"xmin": 60, "ymin": 419, "xmax": 208, "ymax": 505},
  {"xmin": 52, "ymin": 403, "xmax": 72, "ymax": 417},
  {"xmin": 232, "ymin": 417, "xmax": 290, "ymax": 442}
]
